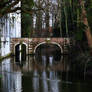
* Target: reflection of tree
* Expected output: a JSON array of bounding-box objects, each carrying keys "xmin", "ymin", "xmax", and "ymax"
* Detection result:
[
  {"xmin": 1, "ymin": 59, "xmax": 22, "ymax": 92},
  {"xmin": 41, "ymin": 70, "xmax": 48, "ymax": 92},
  {"xmin": 49, "ymin": 71, "xmax": 59, "ymax": 92},
  {"xmin": 33, "ymin": 69, "xmax": 39, "ymax": 92},
  {"xmin": 32, "ymin": 55, "xmax": 60, "ymax": 92}
]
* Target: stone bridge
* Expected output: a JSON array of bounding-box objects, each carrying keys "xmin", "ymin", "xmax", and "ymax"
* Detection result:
[{"xmin": 10, "ymin": 38, "xmax": 70, "ymax": 55}]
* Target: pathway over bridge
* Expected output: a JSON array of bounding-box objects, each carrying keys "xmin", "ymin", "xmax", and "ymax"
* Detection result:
[{"xmin": 10, "ymin": 38, "xmax": 70, "ymax": 55}]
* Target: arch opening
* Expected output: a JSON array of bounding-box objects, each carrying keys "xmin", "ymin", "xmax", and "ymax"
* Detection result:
[
  {"xmin": 15, "ymin": 44, "xmax": 20, "ymax": 61},
  {"xmin": 15, "ymin": 43, "xmax": 27, "ymax": 62},
  {"xmin": 34, "ymin": 42, "xmax": 63, "ymax": 64},
  {"xmin": 34, "ymin": 42, "xmax": 63, "ymax": 54}
]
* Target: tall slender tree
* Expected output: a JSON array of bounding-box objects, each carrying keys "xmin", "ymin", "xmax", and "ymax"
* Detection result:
[{"xmin": 79, "ymin": 0, "xmax": 92, "ymax": 51}]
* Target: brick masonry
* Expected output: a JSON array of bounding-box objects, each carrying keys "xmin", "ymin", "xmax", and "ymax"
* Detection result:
[{"xmin": 10, "ymin": 38, "xmax": 70, "ymax": 55}]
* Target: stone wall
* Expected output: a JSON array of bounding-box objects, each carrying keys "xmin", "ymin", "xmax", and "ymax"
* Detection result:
[{"xmin": 11, "ymin": 38, "xmax": 70, "ymax": 55}]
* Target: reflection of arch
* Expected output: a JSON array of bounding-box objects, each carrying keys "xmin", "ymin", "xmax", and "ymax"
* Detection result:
[
  {"xmin": 34, "ymin": 42, "xmax": 63, "ymax": 54},
  {"xmin": 33, "ymin": 55, "xmax": 64, "ymax": 70},
  {"xmin": 14, "ymin": 42, "xmax": 28, "ymax": 55}
]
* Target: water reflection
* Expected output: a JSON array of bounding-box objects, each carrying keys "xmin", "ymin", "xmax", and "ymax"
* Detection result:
[
  {"xmin": 49, "ymin": 56, "xmax": 53, "ymax": 66},
  {"xmin": 49, "ymin": 72, "xmax": 59, "ymax": 92},
  {"xmin": 42, "ymin": 56, "xmax": 47, "ymax": 67},
  {"xmin": 0, "ymin": 55, "xmax": 92, "ymax": 92},
  {"xmin": 1, "ymin": 58, "xmax": 22, "ymax": 92},
  {"xmin": 33, "ymin": 69, "xmax": 39, "ymax": 92},
  {"xmin": 41, "ymin": 70, "xmax": 48, "ymax": 92},
  {"xmin": 0, "ymin": 55, "xmax": 67, "ymax": 92}
]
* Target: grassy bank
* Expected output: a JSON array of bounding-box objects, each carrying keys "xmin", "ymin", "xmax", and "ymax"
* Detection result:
[{"xmin": 0, "ymin": 53, "xmax": 12, "ymax": 61}]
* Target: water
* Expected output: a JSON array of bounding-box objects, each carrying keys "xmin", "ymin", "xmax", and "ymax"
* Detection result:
[{"xmin": 0, "ymin": 55, "xmax": 92, "ymax": 92}]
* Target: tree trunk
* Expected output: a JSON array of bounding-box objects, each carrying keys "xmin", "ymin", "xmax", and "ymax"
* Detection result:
[
  {"xmin": 45, "ymin": 0, "xmax": 50, "ymax": 37},
  {"xmin": 79, "ymin": 0, "xmax": 92, "ymax": 51},
  {"xmin": 35, "ymin": 0, "xmax": 42, "ymax": 37}
]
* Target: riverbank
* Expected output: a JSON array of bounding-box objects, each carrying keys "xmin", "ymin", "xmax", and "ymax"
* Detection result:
[{"xmin": 0, "ymin": 53, "xmax": 12, "ymax": 61}]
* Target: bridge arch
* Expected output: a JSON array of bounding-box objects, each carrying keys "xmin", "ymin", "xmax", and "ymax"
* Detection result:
[
  {"xmin": 14, "ymin": 42, "xmax": 28, "ymax": 55},
  {"xmin": 34, "ymin": 42, "xmax": 63, "ymax": 54}
]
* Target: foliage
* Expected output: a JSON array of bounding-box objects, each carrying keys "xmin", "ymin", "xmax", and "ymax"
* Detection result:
[
  {"xmin": 0, "ymin": 0, "xmax": 20, "ymax": 17},
  {"xmin": 61, "ymin": 0, "xmax": 79, "ymax": 37},
  {"xmin": 0, "ymin": 0, "xmax": 34, "ymax": 18},
  {"xmin": 85, "ymin": 0, "xmax": 92, "ymax": 32},
  {"xmin": 0, "ymin": 0, "xmax": 92, "ymax": 39},
  {"xmin": 21, "ymin": 0, "xmax": 34, "ymax": 37},
  {"xmin": 21, "ymin": 13, "xmax": 32, "ymax": 37},
  {"xmin": 61, "ymin": 0, "xmax": 92, "ymax": 40},
  {"xmin": 22, "ymin": 0, "xmax": 34, "ymax": 9}
]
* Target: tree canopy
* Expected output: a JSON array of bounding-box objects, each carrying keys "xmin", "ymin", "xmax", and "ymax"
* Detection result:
[
  {"xmin": 0, "ymin": 0, "xmax": 92, "ymax": 40},
  {"xmin": 0, "ymin": 0, "xmax": 35, "ymax": 18}
]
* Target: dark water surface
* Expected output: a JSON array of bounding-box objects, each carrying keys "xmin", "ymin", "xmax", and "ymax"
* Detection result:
[{"xmin": 0, "ymin": 55, "xmax": 92, "ymax": 92}]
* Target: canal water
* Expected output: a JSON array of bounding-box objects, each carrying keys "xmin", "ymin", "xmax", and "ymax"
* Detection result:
[{"xmin": 0, "ymin": 55, "xmax": 92, "ymax": 92}]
